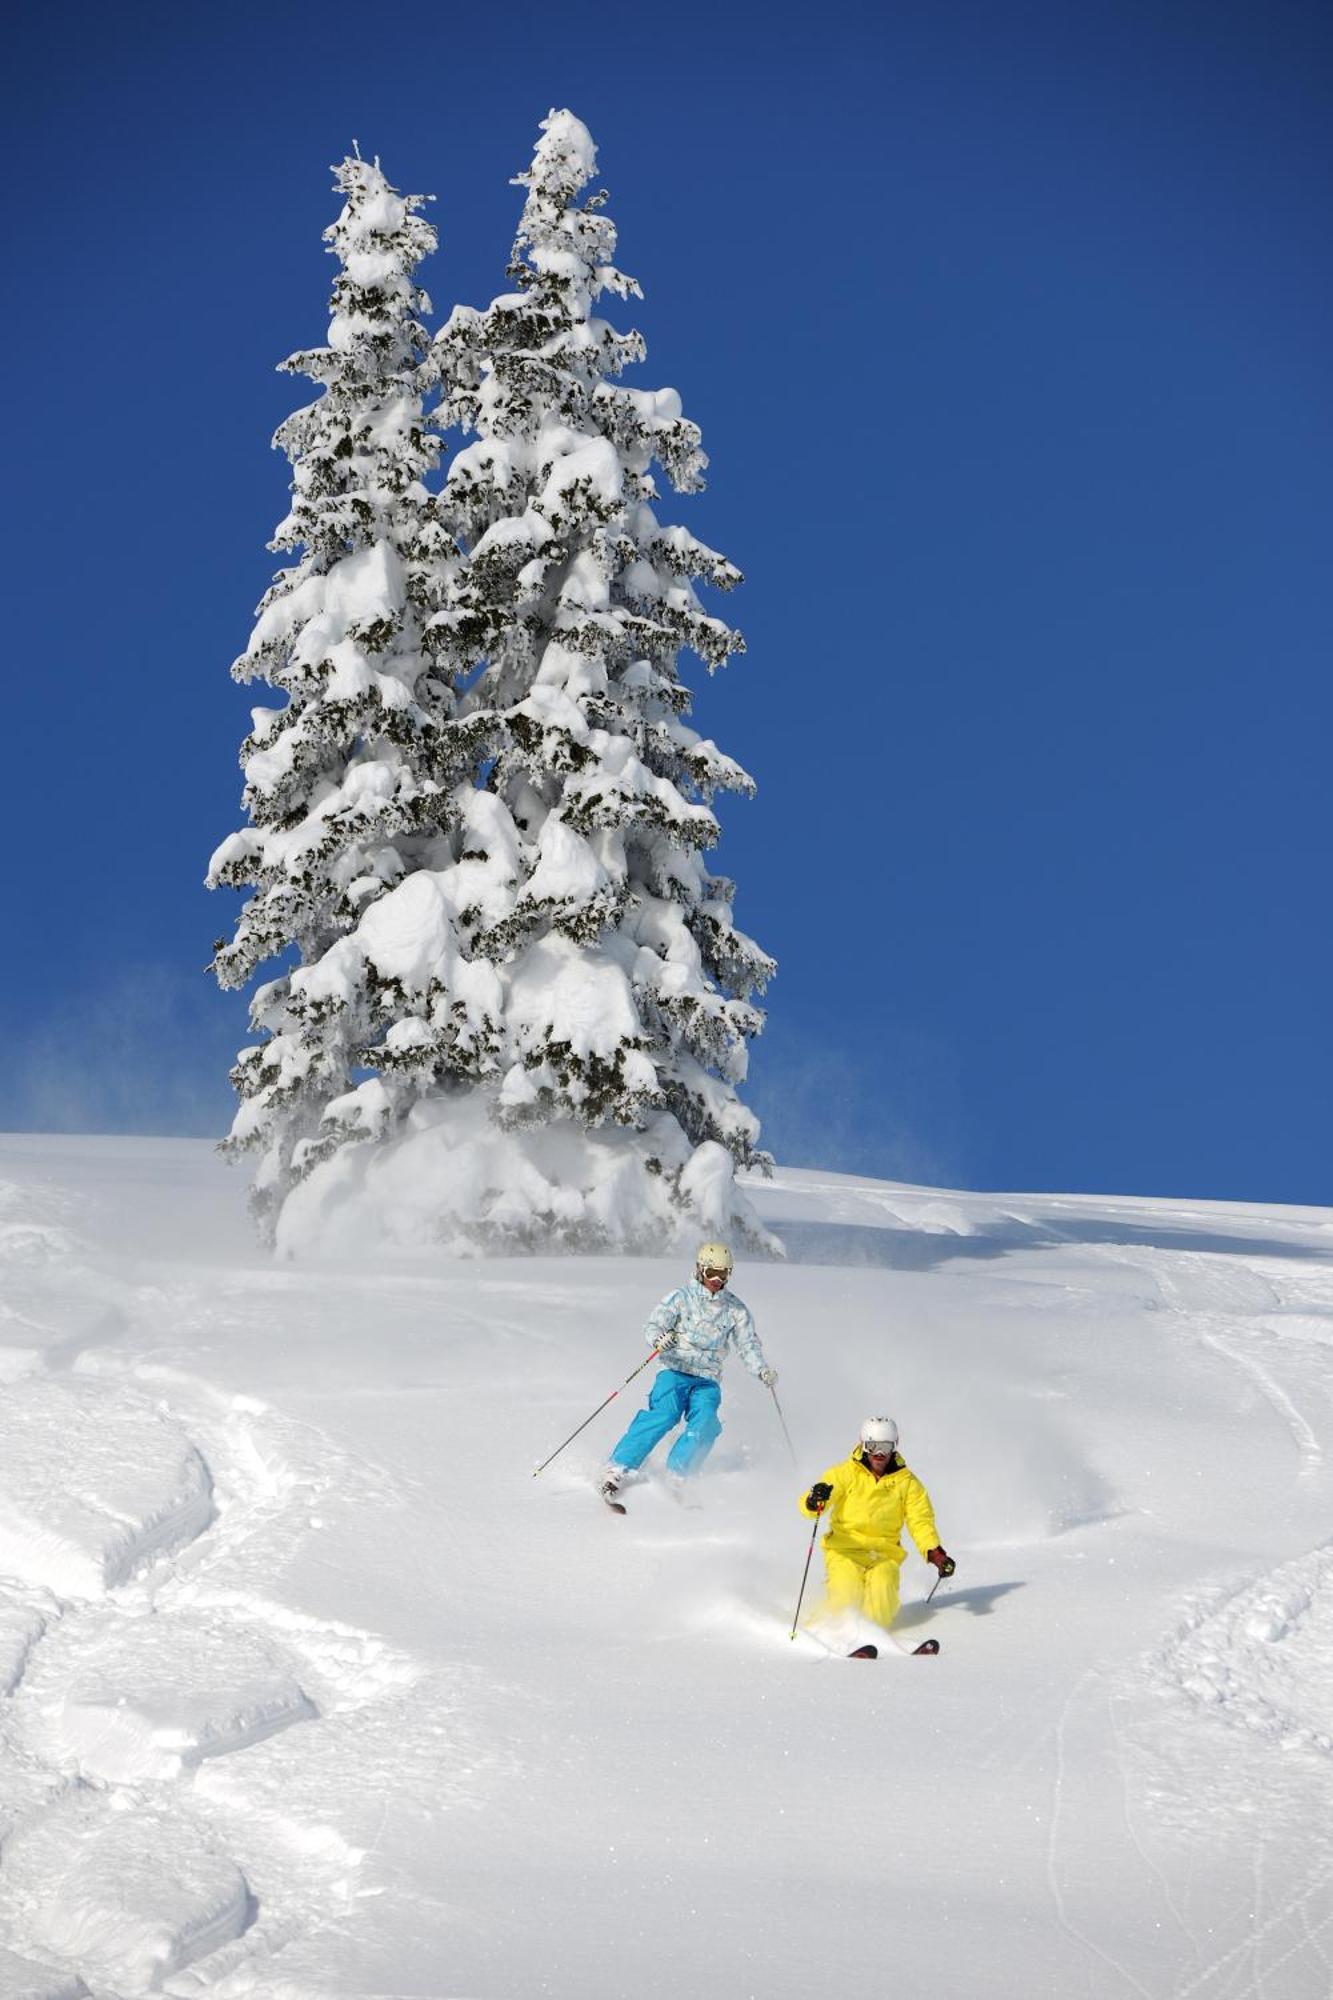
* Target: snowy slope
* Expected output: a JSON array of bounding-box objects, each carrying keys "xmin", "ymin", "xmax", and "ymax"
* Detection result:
[{"xmin": 1, "ymin": 1135, "xmax": 1331, "ymax": 1997}]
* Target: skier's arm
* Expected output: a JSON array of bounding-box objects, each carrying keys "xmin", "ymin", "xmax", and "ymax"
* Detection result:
[
  {"xmin": 645, "ymin": 1290, "xmax": 683, "ymax": 1354},
  {"xmin": 801, "ymin": 1467, "xmax": 842, "ymax": 1518},
  {"xmin": 903, "ymin": 1473, "xmax": 942, "ymax": 1559},
  {"xmin": 731, "ymin": 1303, "xmax": 770, "ymax": 1379}
]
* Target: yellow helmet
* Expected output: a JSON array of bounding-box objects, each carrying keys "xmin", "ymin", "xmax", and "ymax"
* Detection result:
[{"xmin": 695, "ymin": 1241, "xmax": 733, "ymax": 1280}]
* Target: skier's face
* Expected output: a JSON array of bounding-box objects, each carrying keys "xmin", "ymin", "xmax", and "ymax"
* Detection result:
[
  {"xmin": 699, "ymin": 1265, "xmax": 728, "ymax": 1293},
  {"xmin": 865, "ymin": 1447, "xmax": 893, "ymax": 1474}
]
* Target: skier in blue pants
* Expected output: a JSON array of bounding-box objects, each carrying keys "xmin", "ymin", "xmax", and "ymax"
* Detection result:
[{"xmin": 601, "ymin": 1242, "xmax": 776, "ymax": 1500}]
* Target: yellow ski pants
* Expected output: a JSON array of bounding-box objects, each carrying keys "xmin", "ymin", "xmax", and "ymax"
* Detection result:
[{"xmin": 821, "ymin": 1546, "xmax": 902, "ymax": 1630}]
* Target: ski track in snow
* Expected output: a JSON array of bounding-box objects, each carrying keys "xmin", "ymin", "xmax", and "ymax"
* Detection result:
[
  {"xmin": 1045, "ymin": 1667, "xmax": 1158, "ymax": 2000},
  {"xmin": 1148, "ymin": 1252, "xmax": 1324, "ymax": 1477},
  {"xmin": 0, "ymin": 1181, "xmax": 452, "ymax": 1997},
  {"xmin": 1032, "ymin": 1239, "xmax": 1333, "ymax": 2000}
]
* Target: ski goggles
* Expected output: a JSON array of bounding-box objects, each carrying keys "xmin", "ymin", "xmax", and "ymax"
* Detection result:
[
  {"xmin": 861, "ymin": 1436, "xmax": 896, "ymax": 1457},
  {"xmin": 699, "ymin": 1265, "xmax": 729, "ymax": 1283}
]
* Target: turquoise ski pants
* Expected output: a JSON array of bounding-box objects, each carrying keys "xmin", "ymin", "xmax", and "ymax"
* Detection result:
[{"xmin": 610, "ymin": 1367, "xmax": 723, "ymax": 1478}]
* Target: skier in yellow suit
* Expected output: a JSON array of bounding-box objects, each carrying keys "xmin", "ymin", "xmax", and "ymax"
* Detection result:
[{"xmin": 800, "ymin": 1416, "xmax": 955, "ymax": 1635}]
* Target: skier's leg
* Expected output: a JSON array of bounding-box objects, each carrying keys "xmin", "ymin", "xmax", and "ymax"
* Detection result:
[
  {"xmin": 862, "ymin": 1555, "xmax": 903, "ymax": 1632},
  {"xmin": 665, "ymin": 1378, "xmax": 722, "ymax": 1477},
  {"xmin": 608, "ymin": 1370, "xmax": 691, "ymax": 1471},
  {"xmin": 819, "ymin": 1548, "xmax": 870, "ymax": 1618}
]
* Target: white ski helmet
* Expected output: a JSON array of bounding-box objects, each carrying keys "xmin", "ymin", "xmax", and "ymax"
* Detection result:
[
  {"xmin": 695, "ymin": 1241, "xmax": 733, "ymax": 1281},
  {"xmin": 859, "ymin": 1416, "xmax": 899, "ymax": 1456}
]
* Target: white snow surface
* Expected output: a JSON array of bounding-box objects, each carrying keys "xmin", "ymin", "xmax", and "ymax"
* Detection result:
[{"xmin": 0, "ymin": 1137, "xmax": 1331, "ymax": 1996}]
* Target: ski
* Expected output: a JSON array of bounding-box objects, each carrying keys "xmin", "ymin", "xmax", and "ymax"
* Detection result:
[
  {"xmin": 912, "ymin": 1638, "xmax": 940, "ymax": 1655},
  {"xmin": 849, "ymin": 1643, "xmax": 878, "ymax": 1659},
  {"xmin": 600, "ymin": 1484, "xmax": 627, "ymax": 1515}
]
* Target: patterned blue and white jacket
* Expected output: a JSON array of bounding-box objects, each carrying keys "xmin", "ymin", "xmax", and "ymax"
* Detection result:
[{"xmin": 645, "ymin": 1280, "xmax": 769, "ymax": 1383}]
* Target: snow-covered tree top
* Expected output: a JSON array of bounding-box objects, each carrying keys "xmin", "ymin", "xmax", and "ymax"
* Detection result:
[
  {"xmin": 504, "ymin": 106, "xmax": 642, "ymax": 326},
  {"xmin": 325, "ymin": 150, "xmax": 437, "ymax": 309},
  {"xmin": 514, "ymin": 109, "xmax": 600, "ymax": 203}
]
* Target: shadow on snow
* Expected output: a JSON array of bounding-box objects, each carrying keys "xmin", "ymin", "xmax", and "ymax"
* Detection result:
[{"xmin": 894, "ymin": 1580, "xmax": 1025, "ymax": 1631}]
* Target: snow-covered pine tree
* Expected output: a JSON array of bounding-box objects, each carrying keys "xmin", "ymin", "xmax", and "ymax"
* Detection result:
[
  {"xmin": 207, "ymin": 152, "xmax": 489, "ymax": 1243},
  {"xmin": 421, "ymin": 108, "xmax": 776, "ymax": 1248}
]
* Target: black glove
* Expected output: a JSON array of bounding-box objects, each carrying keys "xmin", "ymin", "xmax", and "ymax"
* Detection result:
[
  {"xmin": 807, "ymin": 1482, "xmax": 833, "ymax": 1512},
  {"xmin": 926, "ymin": 1547, "xmax": 956, "ymax": 1577}
]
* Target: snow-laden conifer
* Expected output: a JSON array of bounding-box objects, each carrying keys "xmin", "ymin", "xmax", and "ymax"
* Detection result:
[
  {"xmin": 210, "ymin": 123, "xmax": 773, "ymax": 1257},
  {"xmin": 207, "ymin": 153, "xmax": 479, "ymax": 1241},
  {"xmin": 410, "ymin": 108, "xmax": 775, "ymax": 1249}
]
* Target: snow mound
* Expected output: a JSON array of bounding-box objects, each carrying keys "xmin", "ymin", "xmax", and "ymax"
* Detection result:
[
  {"xmin": 276, "ymin": 1092, "xmax": 774, "ymax": 1258},
  {"xmin": 0, "ymin": 1734, "xmax": 69, "ymax": 1852},
  {"xmin": 0, "ymin": 1797, "xmax": 251, "ymax": 1992},
  {"xmin": 0, "ymin": 1380, "xmax": 214, "ymax": 1596},
  {"xmin": 0, "ymin": 1182, "xmax": 127, "ymax": 1379},
  {"xmin": 1155, "ymin": 1251, "xmax": 1283, "ymax": 1315},
  {"xmin": 756, "ymin": 1171, "xmax": 979, "ymax": 1238},
  {"xmin": 1160, "ymin": 1541, "xmax": 1333, "ymax": 1753},
  {"xmin": 22, "ymin": 1607, "xmax": 317, "ymax": 1783},
  {"xmin": 0, "ymin": 1946, "xmax": 88, "ymax": 2000}
]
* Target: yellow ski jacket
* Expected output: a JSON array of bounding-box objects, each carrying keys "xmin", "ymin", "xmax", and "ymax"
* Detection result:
[{"xmin": 800, "ymin": 1448, "xmax": 940, "ymax": 1567}]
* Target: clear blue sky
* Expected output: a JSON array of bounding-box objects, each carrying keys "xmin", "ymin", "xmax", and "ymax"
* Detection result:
[{"xmin": 4, "ymin": 0, "xmax": 1329, "ymax": 1204}]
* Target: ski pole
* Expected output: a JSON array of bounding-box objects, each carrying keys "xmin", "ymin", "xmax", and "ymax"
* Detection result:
[
  {"xmin": 532, "ymin": 1352, "xmax": 657, "ymax": 1479},
  {"xmin": 769, "ymin": 1385, "xmax": 797, "ymax": 1467},
  {"xmin": 789, "ymin": 1505, "xmax": 823, "ymax": 1641},
  {"xmin": 925, "ymin": 1556, "xmax": 956, "ymax": 1605}
]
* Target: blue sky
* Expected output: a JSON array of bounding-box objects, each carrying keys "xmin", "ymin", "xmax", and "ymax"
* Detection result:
[{"xmin": 4, "ymin": 0, "xmax": 1329, "ymax": 1203}]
